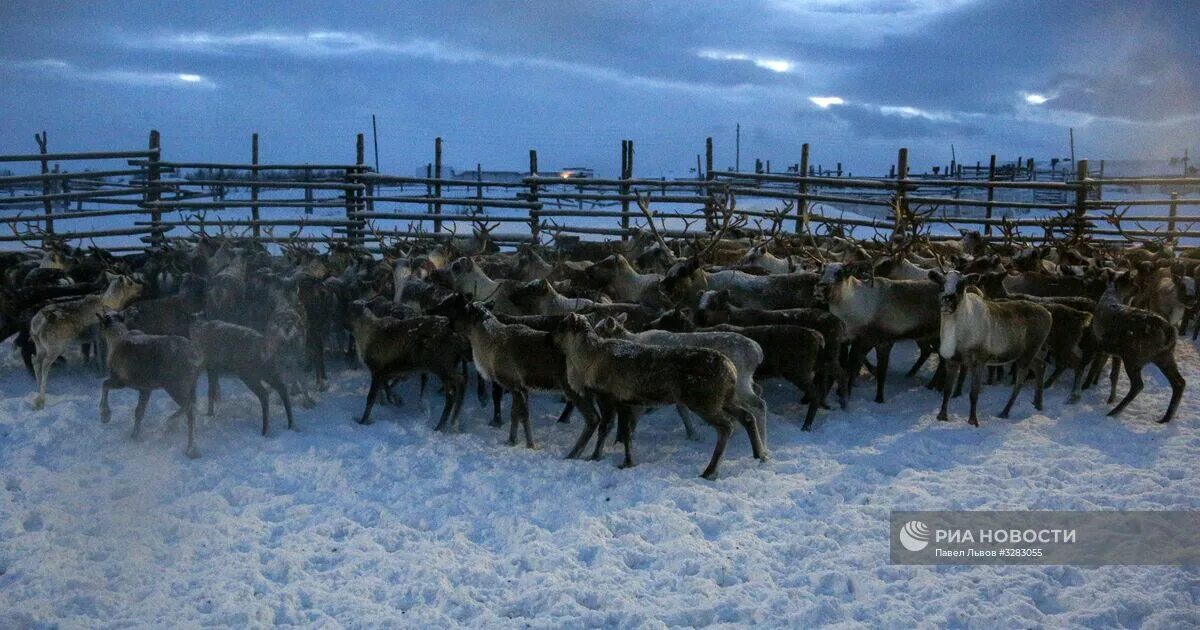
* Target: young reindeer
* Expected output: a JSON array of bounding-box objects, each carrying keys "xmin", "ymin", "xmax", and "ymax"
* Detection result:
[
  {"xmin": 929, "ymin": 271, "xmax": 1052, "ymax": 426},
  {"xmin": 190, "ymin": 319, "xmax": 295, "ymax": 436},
  {"xmin": 432, "ymin": 293, "xmax": 587, "ymax": 448},
  {"xmin": 552, "ymin": 313, "xmax": 764, "ymax": 479},
  {"xmin": 96, "ymin": 312, "xmax": 204, "ymax": 458},
  {"xmin": 30, "ymin": 273, "xmax": 143, "ymax": 409},
  {"xmin": 1090, "ymin": 271, "xmax": 1185, "ymax": 423},
  {"xmin": 345, "ymin": 301, "xmax": 468, "ymax": 429}
]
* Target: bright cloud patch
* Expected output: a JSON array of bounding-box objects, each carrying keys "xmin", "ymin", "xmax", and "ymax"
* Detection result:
[
  {"xmin": 1021, "ymin": 91, "xmax": 1052, "ymax": 105},
  {"xmin": 697, "ymin": 49, "xmax": 795, "ymax": 73},
  {"xmin": 809, "ymin": 96, "xmax": 845, "ymax": 108},
  {"xmin": 13, "ymin": 59, "xmax": 214, "ymax": 88}
]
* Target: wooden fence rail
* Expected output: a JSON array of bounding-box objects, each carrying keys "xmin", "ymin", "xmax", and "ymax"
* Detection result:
[{"xmin": 1, "ymin": 131, "xmax": 1197, "ymax": 249}]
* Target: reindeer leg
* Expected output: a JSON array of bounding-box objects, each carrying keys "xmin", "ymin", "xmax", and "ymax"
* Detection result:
[
  {"xmin": 675, "ymin": 404, "xmax": 697, "ymax": 440},
  {"xmin": 1155, "ymin": 354, "xmax": 1186, "ymax": 424},
  {"xmin": 520, "ymin": 390, "xmax": 536, "ymax": 449},
  {"xmin": 206, "ymin": 369, "xmax": 219, "ymax": 416},
  {"xmin": 590, "ymin": 403, "xmax": 616, "ymax": 461},
  {"xmin": 357, "ymin": 376, "xmax": 383, "ymax": 425},
  {"xmin": 906, "ymin": 342, "xmax": 933, "ymax": 377},
  {"xmin": 475, "ymin": 369, "xmax": 488, "ymax": 406},
  {"xmin": 246, "ymin": 377, "xmax": 270, "ymax": 437},
  {"xmin": 938, "ymin": 360, "xmax": 959, "ymax": 422},
  {"xmin": 999, "ymin": 359, "xmax": 1033, "ymax": 419},
  {"xmin": 564, "ymin": 390, "xmax": 600, "ymax": 459},
  {"xmin": 967, "ymin": 363, "xmax": 983, "ymax": 427},
  {"xmin": 555, "ymin": 401, "xmax": 573, "ymax": 424},
  {"xmin": 490, "ymin": 382, "xmax": 504, "ymax": 427},
  {"xmin": 1107, "ymin": 357, "xmax": 1122, "ymax": 404},
  {"xmin": 952, "ymin": 364, "xmax": 968, "ymax": 398},
  {"xmin": 1033, "ymin": 358, "xmax": 1046, "ymax": 412},
  {"xmin": 184, "ymin": 401, "xmax": 199, "ymax": 459},
  {"xmin": 873, "ymin": 342, "xmax": 893, "ymax": 403},
  {"xmin": 507, "ymin": 387, "xmax": 523, "ymax": 446},
  {"xmin": 1108, "ymin": 360, "xmax": 1144, "ymax": 417},
  {"xmin": 700, "ymin": 422, "xmax": 733, "ymax": 480},
  {"xmin": 267, "ymin": 374, "xmax": 295, "ymax": 430},
  {"xmin": 131, "ymin": 389, "xmax": 151, "ymax": 439},
  {"xmin": 617, "ymin": 406, "xmax": 637, "ymax": 469},
  {"xmin": 100, "ymin": 377, "xmax": 117, "ymax": 424}
]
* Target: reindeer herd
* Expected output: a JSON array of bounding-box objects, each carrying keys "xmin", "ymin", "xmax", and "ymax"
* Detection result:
[{"xmin": 1, "ymin": 195, "xmax": 1196, "ymax": 477}]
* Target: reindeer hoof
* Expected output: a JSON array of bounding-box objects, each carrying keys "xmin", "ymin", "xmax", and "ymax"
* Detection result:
[
  {"xmin": 936, "ymin": 413, "xmax": 949, "ymax": 422},
  {"xmin": 32, "ymin": 397, "xmax": 45, "ymax": 411},
  {"xmin": 1066, "ymin": 395, "xmax": 1080, "ymax": 404},
  {"xmin": 356, "ymin": 417, "xmax": 373, "ymax": 425},
  {"xmin": 968, "ymin": 418, "xmax": 980, "ymax": 427},
  {"xmin": 1157, "ymin": 417, "xmax": 1172, "ymax": 424},
  {"xmin": 1106, "ymin": 408, "xmax": 1121, "ymax": 417},
  {"xmin": 700, "ymin": 469, "xmax": 719, "ymax": 481},
  {"xmin": 185, "ymin": 447, "xmax": 201, "ymax": 459},
  {"xmin": 489, "ymin": 420, "xmax": 503, "ymax": 428},
  {"xmin": 100, "ymin": 411, "xmax": 111, "ymax": 424},
  {"xmin": 618, "ymin": 460, "xmax": 635, "ymax": 469},
  {"xmin": 997, "ymin": 412, "xmax": 1010, "ymax": 419},
  {"xmin": 526, "ymin": 443, "xmax": 539, "ymax": 450}
]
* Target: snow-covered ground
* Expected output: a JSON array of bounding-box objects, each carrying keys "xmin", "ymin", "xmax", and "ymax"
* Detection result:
[{"xmin": 2, "ymin": 335, "xmax": 1199, "ymax": 627}]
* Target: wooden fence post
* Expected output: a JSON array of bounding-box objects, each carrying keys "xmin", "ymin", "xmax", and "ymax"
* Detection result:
[
  {"xmin": 146, "ymin": 130, "xmax": 162, "ymax": 245},
  {"xmin": 433, "ymin": 137, "xmax": 443, "ymax": 233},
  {"xmin": 894, "ymin": 147, "xmax": 909, "ymax": 235},
  {"xmin": 250, "ymin": 133, "xmax": 260, "ymax": 238},
  {"xmin": 795, "ymin": 142, "xmax": 809, "ymax": 233},
  {"xmin": 705, "ymin": 137, "xmax": 714, "ymax": 230},
  {"xmin": 475, "ymin": 163, "xmax": 483, "ymax": 215},
  {"xmin": 621, "ymin": 140, "xmax": 633, "ymax": 238},
  {"xmin": 1168, "ymin": 192, "xmax": 1179, "ymax": 244},
  {"xmin": 34, "ymin": 131, "xmax": 53, "ymax": 239},
  {"xmin": 984, "ymin": 154, "xmax": 996, "ymax": 236},
  {"xmin": 356, "ymin": 133, "xmax": 365, "ymax": 245},
  {"xmin": 528, "ymin": 150, "xmax": 539, "ymax": 240},
  {"xmin": 1073, "ymin": 158, "xmax": 1089, "ymax": 241}
]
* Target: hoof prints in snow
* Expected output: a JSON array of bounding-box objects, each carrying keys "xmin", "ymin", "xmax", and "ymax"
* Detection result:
[{"xmin": 1, "ymin": 340, "xmax": 1199, "ymax": 626}]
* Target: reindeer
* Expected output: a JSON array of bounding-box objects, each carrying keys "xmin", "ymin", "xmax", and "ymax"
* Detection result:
[
  {"xmin": 929, "ymin": 271, "xmax": 1052, "ymax": 426},
  {"xmin": 584, "ymin": 254, "xmax": 662, "ymax": 303},
  {"xmin": 551, "ymin": 313, "xmax": 764, "ymax": 479},
  {"xmin": 1088, "ymin": 271, "xmax": 1185, "ymax": 423},
  {"xmin": 96, "ymin": 312, "xmax": 203, "ymax": 458},
  {"xmin": 815, "ymin": 262, "xmax": 940, "ymax": 404},
  {"xmin": 507, "ymin": 278, "xmax": 606, "ymax": 315},
  {"xmin": 345, "ymin": 301, "xmax": 467, "ymax": 429},
  {"xmin": 29, "ymin": 273, "xmax": 143, "ymax": 409},
  {"xmin": 593, "ymin": 313, "xmax": 769, "ymax": 447},
  {"xmin": 190, "ymin": 319, "xmax": 295, "ymax": 435}
]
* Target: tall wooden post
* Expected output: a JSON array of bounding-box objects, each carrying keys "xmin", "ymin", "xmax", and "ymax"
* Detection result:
[
  {"xmin": 250, "ymin": 133, "xmax": 260, "ymax": 238},
  {"xmin": 32, "ymin": 131, "xmax": 54, "ymax": 240},
  {"xmin": 984, "ymin": 154, "xmax": 996, "ymax": 236},
  {"xmin": 528, "ymin": 150, "xmax": 539, "ymax": 240},
  {"xmin": 1168, "ymin": 192, "xmax": 1179, "ymax": 244},
  {"xmin": 620, "ymin": 140, "xmax": 633, "ymax": 237},
  {"xmin": 146, "ymin": 130, "xmax": 162, "ymax": 245},
  {"xmin": 705, "ymin": 137, "xmax": 714, "ymax": 230},
  {"xmin": 795, "ymin": 143, "xmax": 809, "ymax": 232},
  {"xmin": 475, "ymin": 163, "xmax": 483, "ymax": 215},
  {"xmin": 356, "ymin": 133, "xmax": 365, "ymax": 245},
  {"xmin": 433, "ymin": 137, "xmax": 443, "ymax": 233},
  {"xmin": 894, "ymin": 148, "xmax": 909, "ymax": 235},
  {"xmin": 1073, "ymin": 159, "xmax": 1089, "ymax": 241}
]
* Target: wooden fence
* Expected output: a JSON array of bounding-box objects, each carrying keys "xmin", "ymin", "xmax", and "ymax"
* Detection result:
[{"xmin": 1, "ymin": 130, "xmax": 1198, "ymax": 252}]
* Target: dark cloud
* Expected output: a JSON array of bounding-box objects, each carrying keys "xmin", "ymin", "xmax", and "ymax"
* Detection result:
[{"xmin": 0, "ymin": 0, "xmax": 1195, "ymax": 175}]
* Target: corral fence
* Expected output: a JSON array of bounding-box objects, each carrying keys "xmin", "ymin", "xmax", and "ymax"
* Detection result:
[{"xmin": 2, "ymin": 130, "xmax": 1198, "ymax": 252}]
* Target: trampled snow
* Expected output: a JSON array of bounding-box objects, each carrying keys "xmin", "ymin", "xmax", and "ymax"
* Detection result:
[{"xmin": 3, "ymin": 336, "xmax": 1199, "ymax": 627}]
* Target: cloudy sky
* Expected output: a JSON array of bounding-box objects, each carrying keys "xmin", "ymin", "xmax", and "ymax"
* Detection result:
[{"xmin": 1, "ymin": 0, "xmax": 1196, "ymax": 176}]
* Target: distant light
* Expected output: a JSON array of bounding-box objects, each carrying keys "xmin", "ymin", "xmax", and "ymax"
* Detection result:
[
  {"xmin": 559, "ymin": 171, "xmax": 571, "ymax": 178},
  {"xmin": 809, "ymin": 96, "xmax": 845, "ymax": 109},
  {"xmin": 177, "ymin": 73, "xmax": 204, "ymax": 83},
  {"xmin": 1022, "ymin": 92, "xmax": 1050, "ymax": 105}
]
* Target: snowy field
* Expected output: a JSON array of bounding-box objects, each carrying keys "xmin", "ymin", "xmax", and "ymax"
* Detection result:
[{"xmin": 2, "ymin": 335, "xmax": 1199, "ymax": 628}]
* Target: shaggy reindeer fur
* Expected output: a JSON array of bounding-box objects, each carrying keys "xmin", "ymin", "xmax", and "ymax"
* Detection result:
[
  {"xmin": 1089, "ymin": 273, "xmax": 1186, "ymax": 423},
  {"xmin": 97, "ymin": 313, "xmax": 203, "ymax": 458},
  {"xmin": 30, "ymin": 274, "xmax": 143, "ymax": 409},
  {"xmin": 190, "ymin": 319, "xmax": 295, "ymax": 436},
  {"xmin": 345, "ymin": 302, "xmax": 467, "ymax": 429},
  {"xmin": 551, "ymin": 313, "xmax": 763, "ymax": 479},
  {"xmin": 931, "ymin": 271, "xmax": 1052, "ymax": 426}
]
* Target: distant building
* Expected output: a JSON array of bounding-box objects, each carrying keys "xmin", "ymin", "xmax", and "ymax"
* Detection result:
[{"xmin": 414, "ymin": 166, "xmax": 594, "ymax": 182}]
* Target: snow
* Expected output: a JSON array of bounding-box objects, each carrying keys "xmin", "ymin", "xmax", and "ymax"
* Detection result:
[{"xmin": 3, "ymin": 335, "xmax": 1200, "ymax": 627}]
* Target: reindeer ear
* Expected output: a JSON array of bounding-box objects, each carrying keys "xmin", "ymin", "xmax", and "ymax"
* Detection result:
[
  {"xmin": 678, "ymin": 307, "xmax": 694, "ymax": 320},
  {"xmin": 615, "ymin": 312, "xmax": 628, "ymax": 325},
  {"xmin": 928, "ymin": 270, "xmax": 945, "ymax": 284},
  {"xmin": 964, "ymin": 273, "xmax": 981, "ymax": 286}
]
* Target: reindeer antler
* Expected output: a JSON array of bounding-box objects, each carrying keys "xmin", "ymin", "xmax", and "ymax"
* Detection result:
[{"xmin": 634, "ymin": 192, "xmax": 672, "ymax": 253}]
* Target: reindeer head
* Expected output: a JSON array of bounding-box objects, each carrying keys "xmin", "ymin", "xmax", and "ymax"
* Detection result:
[
  {"xmin": 551, "ymin": 312, "xmax": 593, "ymax": 348},
  {"xmin": 591, "ymin": 314, "xmax": 630, "ymax": 338},
  {"xmin": 585, "ymin": 255, "xmax": 627, "ymax": 285},
  {"xmin": 695, "ymin": 290, "xmax": 732, "ymax": 326},
  {"xmin": 647, "ymin": 307, "xmax": 695, "ymax": 332},
  {"xmin": 815, "ymin": 262, "xmax": 856, "ymax": 303},
  {"xmin": 102, "ymin": 273, "xmax": 144, "ymax": 306},
  {"xmin": 508, "ymin": 279, "xmax": 553, "ymax": 309},
  {"xmin": 929, "ymin": 270, "xmax": 981, "ymax": 313}
]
